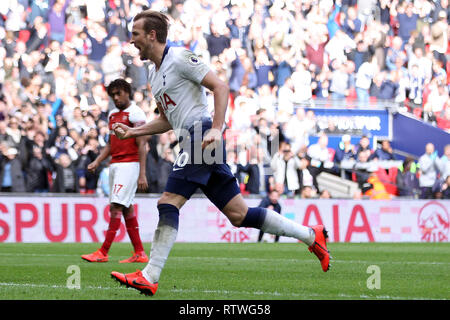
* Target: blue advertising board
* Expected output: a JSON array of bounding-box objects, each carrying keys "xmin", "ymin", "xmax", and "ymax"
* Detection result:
[{"xmin": 304, "ymin": 107, "xmax": 391, "ymax": 138}]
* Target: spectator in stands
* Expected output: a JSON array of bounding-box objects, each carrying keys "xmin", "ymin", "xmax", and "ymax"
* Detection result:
[
  {"xmin": 25, "ymin": 146, "xmax": 51, "ymax": 193},
  {"xmin": 48, "ymin": 0, "xmax": 71, "ymax": 44},
  {"xmin": 430, "ymin": 10, "xmax": 448, "ymax": 71},
  {"xmin": 0, "ymin": 120, "xmax": 16, "ymax": 148},
  {"xmin": 335, "ymin": 134, "xmax": 356, "ymax": 163},
  {"xmin": 440, "ymin": 176, "xmax": 450, "ymax": 199},
  {"xmin": 407, "ymin": 63, "xmax": 426, "ymax": 108},
  {"xmin": 272, "ymin": 48, "xmax": 294, "ymax": 88},
  {"xmin": 300, "ymin": 185, "xmax": 314, "ymax": 199},
  {"xmin": 0, "ymin": 145, "xmax": 26, "ymax": 192},
  {"xmin": 313, "ymin": 66, "xmax": 331, "ymax": 99},
  {"xmin": 144, "ymin": 137, "xmax": 159, "ymax": 194},
  {"xmin": 253, "ymin": 49, "xmax": 274, "ymax": 90},
  {"xmin": 257, "ymin": 189, "xmax": 282, "ymax": 242},
  {"xmin": 385, "ymin": 36, "xmax": 405, "ymax": 71},
  {"xmin": 418, "ymin": 142, "xmax": 441, "ymax": 199},
  {"xmin": 277, "ymin": 77, "xmax": 295, "ymax": 120},
  {"xmin": 329, "ymin": 60, "xmax": 351, "ymax": 99},
  {"xmin": 354, "ymin": 149, "xmax": 373, "ymax": 190},
  {"xmin": 77, "ymin": 136, "xmax": 100, "ymax": 194},
  {"xmin": 423, "ymin": 81, "xmax": 449, "ymax": 117},
  {"xmin": 431, "ymin": 59, "xmax": 447, "ymax": 82},
  {"xmin": 437, "ymin": 107, "xmax": 450, "ymax": 132},
  {"xmin": 50, "ymin": 152, "xmax": 79, "ymax": 193},
  {"xmin": 355, "ymin": 56, "xmax": 379, "ymax": 103},
  {"xmin": 285, "ymin": 108, "xmax": 310, "ymax": 154},
  {"xmin": 82, "ymin": 18, "xmax": 119, "ymax": 69},
  {"xmin": 365, "ymin": 172, "xmax": 392, "ymax": 200},
  {"xmin": 291, "ymin": 61, "xmax": 313, "ymax": 103},
  {"xmin": 237, "ymin": 147, "xmax": 263, "ymax": 195},
  {"xmin": 396, "ymin": 157, "xmax": 420, "ymax": 198},
  {"xmin": 334, "ymin": 134, "xmax": 356, "ymax": 179},
  {"xmin": 156, "ymin": 147, "xmax": 175, "ymax": 194},
  {"xmin": 228, "ymin": 48, "xmax": 249, "ymax": 97},
  {"xmin": 376, "ymin": 71, "xmax": 400, "ymax": 101},
  {"xmin": 122, "ymin": 43, "xmax": 149, "ymax": 91},
  {"xmin": 324, "ymin": 28, "xmax": 355, "ymax": 67},
  {"xmin": 206, "ymin": 21, "xmax": 230, "ymax": 58},
  {"xmin": 346, "ymin": 39, "xmax": 370, "ymax": 73},
  {"xmin": 406, "ymin": 46, "xmax": 432, "ymax": 83},
  {"xmin": 307, "ymin": 132, "xmax": 335, "ymax": 177},
  {"xmin": 296, "ymin": 154, "xmax": 318, "ymax": 194},
  {"xmin": 341, "ymin": 6, "xmax": 362, "ymax": 39},
  {"xmin": 101, "ymin": 43, "xmax": 125, "ymax": 86},
  {"xmin": 28, "ymin": 0, "xmax": 50, "ymax": 25},
  {"xmin": 304, "ymin": 30, "xmax": 327, "ymax": 71},
  {"xmin": 304, "ymin": 110, "xmax": 318, "ymax": 136},
  {"xmin": 5, "ymin": 116, "xmax": 23, "ymax": 148},
  {"xmin": 438, "ymin": 144, "xmax": 450, "ymax": 180},
  {"xmin": 391, "ymin": 1, "xmax": 419, "ymax": 46},
  {"xmin": 26, "ymin": 16, "xmax": 49, "ymax": 53},
  {"xmin": 370, "ymin": 140, "xmax": 396, "ymax": 161},
  {"xmin": 319, "ymin": 189, "xmax": 332, "ymax": 199},
  {"xmin": 270, "ymin": 141, "xmax": 302, "ymax": 197}
]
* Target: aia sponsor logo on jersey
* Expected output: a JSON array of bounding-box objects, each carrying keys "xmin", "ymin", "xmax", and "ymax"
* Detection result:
[{"xmin": 157, "ymin": 93, "xmax": 177, "ymax": 111}]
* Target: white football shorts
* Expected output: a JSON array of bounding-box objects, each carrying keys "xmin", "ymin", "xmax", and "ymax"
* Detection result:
[{"xmin": 109, "ymin": 162, "xmax": 140, "ymax": 207}]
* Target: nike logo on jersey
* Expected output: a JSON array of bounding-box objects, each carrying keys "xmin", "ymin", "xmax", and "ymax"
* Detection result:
[{"xmin": 173, "ymin": 167, "xmax": 184, "ymax": 171}]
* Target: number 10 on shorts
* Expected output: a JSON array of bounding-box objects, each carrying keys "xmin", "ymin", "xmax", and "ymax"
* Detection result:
[{"xmin": 113, "ymin": 184, "xmax": 124, "ymax": 194}]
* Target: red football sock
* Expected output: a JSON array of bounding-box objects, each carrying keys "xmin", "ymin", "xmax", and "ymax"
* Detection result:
[
  {"xmin": 125, "ymin": 216, "xmax": 144, "ymax": 253},
  {"xmin": 100, "ymin": 216, "xmax": 121, "ymax": 255}
]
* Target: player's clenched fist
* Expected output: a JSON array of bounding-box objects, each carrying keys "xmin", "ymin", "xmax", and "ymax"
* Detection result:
[
  {"xmin": 112, "ymin": 123, "xmax": 132, "ymax": 139},
  {"xmin": 87, "ymin": 160, "xmax": 99, "ymax": 173}
]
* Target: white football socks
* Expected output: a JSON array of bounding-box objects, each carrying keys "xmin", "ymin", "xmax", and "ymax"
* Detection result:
[
  {"xmin": 142, "ymin": 224, "xmax": 178, "ymax": 284},
  {"xmin": 261, "ymin": 209, "xmax": 315, "ymax": 246}
]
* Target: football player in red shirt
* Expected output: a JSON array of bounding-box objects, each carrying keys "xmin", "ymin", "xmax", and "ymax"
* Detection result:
[{"xmin": 81, "ymin": 79, "xmax": 149, "ymax": 263}]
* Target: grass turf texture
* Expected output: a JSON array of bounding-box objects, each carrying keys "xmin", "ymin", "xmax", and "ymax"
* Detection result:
[{"xmin": 0, "ymin": 242, "xmax": 448, "ymax": 300}]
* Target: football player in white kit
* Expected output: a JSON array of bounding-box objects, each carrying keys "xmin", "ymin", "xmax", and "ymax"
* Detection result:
[
  {"xmin": 111, "ymin": 10, "xmax": 331, "ymax": 296},
  {"xmin": 81, "ymin": 79, "xmax": 149, "ymax": 263}
]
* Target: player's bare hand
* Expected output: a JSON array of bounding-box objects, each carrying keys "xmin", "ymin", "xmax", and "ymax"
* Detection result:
[
  {"xmin": 201, "ymin": 128, "xmax": 222, "ymax": 150},
  {"xmin": 112, "ymin": 123, "xmax": 132, "ymax": 140},
  {"xmin": 137, "ymin": 175, "xmax": 148, "ymax": 192},
  {"xmin": 87, "ymin": 160, "xmax": 98, "ymax": 173}
]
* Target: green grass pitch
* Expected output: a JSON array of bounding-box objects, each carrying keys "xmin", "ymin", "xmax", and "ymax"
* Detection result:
[{"xmin": 0, "ymin": 242, "xmax": 448, "ymax": 300}]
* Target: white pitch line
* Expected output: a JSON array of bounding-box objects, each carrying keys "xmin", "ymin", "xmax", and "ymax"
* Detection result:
[
  {"xmin": 0, "ymin": 282, "xmax": 444, "ymax": 300},
  {"xmin": 0, "ymin": 282, "xmax": 126, "ymax": 291},
  {"xmin": 0, "ymin": 252, "xmax": 448, "ymax": 265}
]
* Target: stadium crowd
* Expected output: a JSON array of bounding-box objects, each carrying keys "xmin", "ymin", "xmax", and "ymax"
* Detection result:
[{"xmin": 0, "ymin": 0, "xmax": 449, "ymax": 199}]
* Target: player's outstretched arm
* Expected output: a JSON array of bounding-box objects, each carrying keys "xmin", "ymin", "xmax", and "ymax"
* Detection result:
[
  {"xmin": 113, "ymin": 104, "xmax": 172, "ymax": 139},
  {"xmin": 136, "ymin": 134, "xmax": 149, "ymax": 192},
  {"xmin": 200, "ymin": 70, "xmax": 229, "ymax": 149},
  {"xmin": 87, "ymin": 141, "xmax": 111, "ymax": 173}
]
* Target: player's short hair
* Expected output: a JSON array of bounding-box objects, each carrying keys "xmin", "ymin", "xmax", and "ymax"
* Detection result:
[
  {"xmin": 107, "ymin": 79, "xmax": 132, "ymax": 99},
  {"xmin": 133, "ymin": 10, "xmax": 169, "ymax": 44}
]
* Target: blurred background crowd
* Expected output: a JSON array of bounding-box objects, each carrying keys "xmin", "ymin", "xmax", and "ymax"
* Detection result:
[{"xmin": 0, "ymin": 0, "xmax": 449, "ymax": 199}]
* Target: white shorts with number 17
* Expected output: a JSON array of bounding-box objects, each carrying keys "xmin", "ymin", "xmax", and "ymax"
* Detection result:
[{"xmin": 109, "ymin": 162, "xmax": 140, "ymax": 207}]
